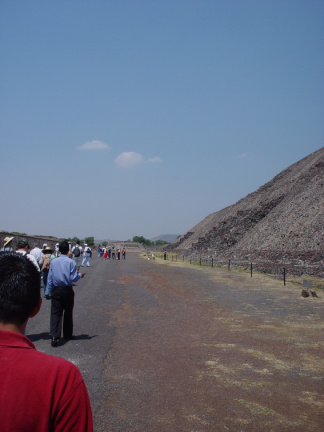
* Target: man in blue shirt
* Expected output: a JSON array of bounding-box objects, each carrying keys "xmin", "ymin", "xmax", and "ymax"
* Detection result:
[{"xmin": 47, "ymin": 240, "xmax": 85, "ymax": 347}]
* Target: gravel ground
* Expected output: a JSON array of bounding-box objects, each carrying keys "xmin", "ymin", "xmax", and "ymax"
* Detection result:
[{"xmin": 30, "ymin": 252, "xmax": 324, "ymax": 432}]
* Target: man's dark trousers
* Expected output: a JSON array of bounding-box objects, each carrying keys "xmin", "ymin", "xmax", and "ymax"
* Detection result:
[{"xmin": 50, "ymin": 286, "xmax": 75, "ymax": 339}]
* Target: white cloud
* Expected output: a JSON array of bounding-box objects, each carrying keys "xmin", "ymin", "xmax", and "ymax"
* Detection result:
[
  {"xmin": 148, "ymin": 156, "xmax": 162, "ymax": 163},
  {"xmin": 76, "ymin": 140, "xmax": 110, "ymax": 150},
  {"xmin": 115, "ymin": 152, "xmax": 144, "ymax": 167}
]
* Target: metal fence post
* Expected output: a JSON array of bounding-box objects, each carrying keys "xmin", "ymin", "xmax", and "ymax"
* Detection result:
[{"xmin": 251, "ymin": 263, "xmax": 253, "ymax": 277}]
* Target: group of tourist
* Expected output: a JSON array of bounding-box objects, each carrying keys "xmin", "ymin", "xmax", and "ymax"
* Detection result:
[
  {"xmin": 1, "ymin": 237, "xmax": 128, "ymax": 346},
  {"xmin": 0, "ymin": 237, "xmax": 93, "ymax": 430},
  {"xmin": 0, "ymin": 236, "xmax": 87, "ymax": 339},
  {"xmin": 97, "ymin": 245, "xmax": 126, "ymax": 260},
  {"xmin": 0, "ymin": 235, "xmax": 132, "ymax": 430}
]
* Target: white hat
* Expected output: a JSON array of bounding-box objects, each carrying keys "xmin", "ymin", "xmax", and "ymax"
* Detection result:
[{"xmin": 3, "ymin": 236, "xmax": 14, "ymax": 247}]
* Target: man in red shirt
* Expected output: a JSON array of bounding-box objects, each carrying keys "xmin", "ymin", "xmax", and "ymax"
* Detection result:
[{"xmin": 0, "ymin": 252, "xmax": 93, "ymax": 431}]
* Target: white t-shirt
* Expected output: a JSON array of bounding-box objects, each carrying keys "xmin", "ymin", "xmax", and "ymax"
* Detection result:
[
  {"xmin": 84, "ymin": 247, "xmax": 91, "ymax": 256},
  {"xmin": 16, "ymin": 250, "xmax": 40, "ymax": 271},
  {"xmin": 29, "ymin": 247, "xmax": 45, "ymax": 266}
]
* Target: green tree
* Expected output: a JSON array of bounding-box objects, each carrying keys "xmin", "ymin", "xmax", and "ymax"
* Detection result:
[
  {"xmin": 132, "ymin": 236, "xmax": 152, "ymax": 246},
  {"xmin": 155, "ymin": 240, "xmax": 169, "ymax": 246},
  {"xmin": 84, "ymin": 236, "xmax": 95, "ymax": 246},
  {"xmin": 69, "ymin": 236, "xmax": 81, "ymax": 243}
]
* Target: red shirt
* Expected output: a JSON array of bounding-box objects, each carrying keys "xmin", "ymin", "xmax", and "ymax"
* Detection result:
[{"xmin": 0, "ymin": 330, "xmax": 93, "ymax": 432}]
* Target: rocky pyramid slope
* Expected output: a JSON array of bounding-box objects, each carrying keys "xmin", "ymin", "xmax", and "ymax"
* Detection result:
[{"xmin": 168, "ymin": 147, "xmax": 323, "ymax": 275}]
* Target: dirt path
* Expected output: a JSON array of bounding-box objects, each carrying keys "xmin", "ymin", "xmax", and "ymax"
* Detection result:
[{"xmin": 98, "ymin": 254, "xmax": 324, "ymax": 432}]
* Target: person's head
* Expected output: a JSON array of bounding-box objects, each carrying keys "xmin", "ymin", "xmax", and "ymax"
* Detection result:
[
  {"xmin": 0, "ymin": 253, "xmax": 41, "ymax": 325},
  {"xmin": 17, "ymin": 239, "xmax": 29, "ymax": 251},
  {"xmin": 76, "ymin": 240, "xmax": 80, "ymax": 245},
  {"xmin": 42, "ymin": 246, "xmax": 53, "ymax": 255},
  {"xmin": 58, "ymin": 240, "xmax": 69, "ymax": 255}
]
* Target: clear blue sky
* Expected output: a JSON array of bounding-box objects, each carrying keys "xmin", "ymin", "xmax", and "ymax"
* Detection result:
[{"xmin": 1, "ymin": 0, "xmax": 323, "ymax": 241}]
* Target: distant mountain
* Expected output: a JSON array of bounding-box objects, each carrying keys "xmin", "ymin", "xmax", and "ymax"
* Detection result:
[
  {"xmin": 150, "ymin": 234, "xmax": 180, "ymax": 243},
  {"xmin": 167, "ymin": 147, "xmax": 324, "ymax": 276}
]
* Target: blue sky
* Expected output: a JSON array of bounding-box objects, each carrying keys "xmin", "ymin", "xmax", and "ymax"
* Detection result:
[{"xmin": 1, "ymin": 1, "xmax": 323, "ymax": 241}]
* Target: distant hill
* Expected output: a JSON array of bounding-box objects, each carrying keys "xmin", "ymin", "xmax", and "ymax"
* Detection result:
[
  {"xmin": 167, "ymin": 147, "xmax": 324, "ymax": 277},
  {"xmin": 150, "ymin": 234, "xmax": 180, "ymax": 243}
]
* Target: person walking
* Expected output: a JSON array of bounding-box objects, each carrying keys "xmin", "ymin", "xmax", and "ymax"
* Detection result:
[
  {"xmin": 16, "ymin": 239, "xmax": 40, "ymax": 271},
  {"xmin": 46, "ymin": 240, "xmax": 85, "ymax": 347},
  {"xmin": 42, "ymin": 246, "xmax": 55, "ymax": 299},
  {"xmin": 0, "ymin": 252, "xmax": 93, "ymax": 431},
  {"xmin": 29, "ymin": 242, "xmax": 45, "ymax": 268},
  {"xmin": 72, "ymin": 240, "xmax": 83, "ymax": 272},
  {"xmin": 1, "ymin": 236, "xmax": 14, "ymax": 252},
  {"xmin": 81, "ymin": 244, "xmax": 92, "ymax": 267}
]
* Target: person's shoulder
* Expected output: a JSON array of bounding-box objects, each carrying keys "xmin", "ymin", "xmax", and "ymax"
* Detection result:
[
  {"xmin": 50, "ymin": 255, "xmax": 59, "ymax": 262},
  {"xmin": 32, "ymin": 349, "xmax": 84, "ymax": 381},
  {"xmin": 27, "ymin": 253, "xmax": 39, "ymax": 265},
  {"xmin": 53, "ymin": 353, "xmax": 80, "ymax": 371},
  {"xmin": 68, "ymin": 255, "xmax": 77, "ymax": 264}
]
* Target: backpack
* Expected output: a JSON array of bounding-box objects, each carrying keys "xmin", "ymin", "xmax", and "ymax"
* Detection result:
[
  {"xmin": 41, "ymin": 256, "xmax": 51, "ymax": 272},
  {"xmin": 73, "ymin": 247, "xmax": 81, "ymax": 257}
]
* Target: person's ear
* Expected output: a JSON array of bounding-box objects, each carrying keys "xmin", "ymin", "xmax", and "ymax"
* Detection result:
[{"xmin": 30, "ymin": 297, "xmax": 42, "ymax": 318}]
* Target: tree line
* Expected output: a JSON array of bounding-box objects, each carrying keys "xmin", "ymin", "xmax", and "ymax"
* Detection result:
[
  {"xmin": 131, "ymin": 236, "xmax": 168, "ymax": 246},
  {"xmin": 67, "ymin": 236, "xmax": 169, "ymax": 247}
]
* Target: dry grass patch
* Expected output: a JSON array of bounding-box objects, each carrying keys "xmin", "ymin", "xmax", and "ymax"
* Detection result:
[{"xmin": 300, "ymin": 391, "xmax": 324, "ymax": 408}]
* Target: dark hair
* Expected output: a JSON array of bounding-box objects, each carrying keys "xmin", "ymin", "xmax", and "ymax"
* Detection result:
[
  {"xmin": 17, "ymin": 239, "xmax": 29, "ymax": 249},
  {"xmin": 59, "ymin": 240, "xmax": 69, "ymax": 254},
  {"xmin": 0, "ymin": 253, "xmax": 41, "ymax": 324}
]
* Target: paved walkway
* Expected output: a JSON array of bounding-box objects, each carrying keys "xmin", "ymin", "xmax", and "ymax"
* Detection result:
[{"xmin": 29, "ymin": 252, "xmax": 324, "ymax": 432}]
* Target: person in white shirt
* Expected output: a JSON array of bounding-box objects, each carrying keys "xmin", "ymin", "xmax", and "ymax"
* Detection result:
[
  {"xmin": 29, "ymin": 243, "xmax": 45, "ymax": 267},
  {"xmin": 81, "ymin": 244, "xmax": 92, "ymax": 267},
  {"xmin": 16, "ymin": 240, "xmax": 40, "ymax": 271}
]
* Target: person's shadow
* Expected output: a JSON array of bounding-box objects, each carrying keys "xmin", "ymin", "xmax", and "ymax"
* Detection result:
[{"xmin": 28, "ymin": 333, "xmax": 97, "ymax": 343}]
